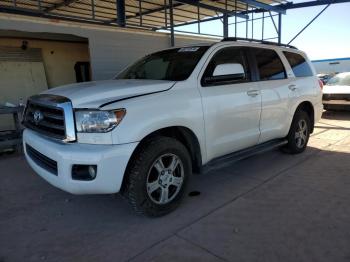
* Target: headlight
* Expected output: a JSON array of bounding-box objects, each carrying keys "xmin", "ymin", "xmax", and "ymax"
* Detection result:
[{"xmin": 75, "ymin": 109, "xmax": 126, "ymax": 133}]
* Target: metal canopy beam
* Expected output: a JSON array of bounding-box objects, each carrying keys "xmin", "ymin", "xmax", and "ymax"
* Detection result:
[
  {"xmin": 4, "ymin": 0, "xmax": 350, "ymax": 38},
  {"xmin": 127, "ymin": 0, "xmax": 245, "ymax": 20},
  {"xmin": 284, "ymin": 0, "xmax": 350, "ymax": 9},
  {"xmin": 239, "ymin": 0, "xmax": 286, "ymax": 14},
  {"xmin": 175, "ymin": 0, "xmax": 248, "ymax": 19},
  {"xmin": 126, "ymin": 2, "xmax": 183, "ymax": 19},
  {"xmin": 243, "ymin": 0, "xmax": 350, "ymax": 13},
  {"xmin": 44, "ymin": 0, "xmax": 77, "ymax": 12},
  {"xmin": 187, "ymin": 0, "xmax": 350, "ymax": 30},
  {"xmin": 0, "ymin": 5, "xmax": 155, "ymax": 30},
  {"xmin": 287, "ymin": 3, "xmax": 331, "ymax": 44}
]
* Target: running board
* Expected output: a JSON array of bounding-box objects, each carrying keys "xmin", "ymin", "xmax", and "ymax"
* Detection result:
[{"xmin": 202, "ymin": 139, "xmax": 288, "ymax": 174}]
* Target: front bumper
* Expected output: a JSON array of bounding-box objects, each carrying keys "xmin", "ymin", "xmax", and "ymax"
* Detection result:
[
  {"xmin": 23, "ymin": 129, "xmax": 138, "ymax": 194},
  {"xmin": 323, "ymin": 99, "xmax": 350, "ymax": 105},
  {"xmin": 322, "ymin": 93, "xmax": 350, "ymax": 106}
]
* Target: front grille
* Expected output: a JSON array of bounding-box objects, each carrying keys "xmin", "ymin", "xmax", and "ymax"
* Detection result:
[
  {"xmin": 24, "ymin": 102, "xmax": 65, "ymax": 139},
  {"xmin": 23, "ymin": 94, "xmax": 76, "ymax": 142},
  {"xmin": 26, "ymin": 144, "xmax": 58, "ymax": 175},
  {"xmin": 323, "ymin": 94, "xmax": 350, "ymax": 101}
]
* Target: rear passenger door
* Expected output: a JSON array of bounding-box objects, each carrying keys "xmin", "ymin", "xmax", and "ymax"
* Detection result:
[
  {"xmin": 199, "ymin": 46, "xmax": 261, "ymax": 161},
  {"xmin": 282, "ymin": 51, "xmax": 316, "ymax": 100},
  {"xmin": 251, "ymin": 47, "xmax": 295, "ymax": 143}
]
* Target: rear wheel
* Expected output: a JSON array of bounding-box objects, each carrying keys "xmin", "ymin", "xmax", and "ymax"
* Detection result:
[
  {"xmin": 125, "ymin": 136, "xmax": 191, "ymax": 217},
  {"xmin": 283, "ymin": 110, "xmax": 311, "ymax": 154}
]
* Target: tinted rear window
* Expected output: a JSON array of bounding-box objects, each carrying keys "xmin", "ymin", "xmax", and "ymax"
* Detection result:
[
  {"xmin": 253, "ymin": 48, "xmax": 286, "ymax": 81},
  {"xmin": 283, "ymin": 51, "xmax": 313, "ymax": 77}
]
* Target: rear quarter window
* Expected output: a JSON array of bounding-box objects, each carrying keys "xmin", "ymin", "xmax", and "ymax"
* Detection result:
[{"xmin": 283, "ymin": 51, "xmax": 314, "ymax": 77}]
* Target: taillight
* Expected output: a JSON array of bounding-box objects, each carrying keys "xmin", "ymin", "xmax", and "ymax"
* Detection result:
[{"xmin": 318, "ymin": 79, "xmax": 324, "ymax": 90}]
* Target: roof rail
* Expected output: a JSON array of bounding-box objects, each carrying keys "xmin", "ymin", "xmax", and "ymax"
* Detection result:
[{"xmin": 221, "ymin": 37, "xmax": 298, "ymax": 49}]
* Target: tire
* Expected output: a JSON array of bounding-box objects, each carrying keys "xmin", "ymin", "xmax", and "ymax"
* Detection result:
[
  {"xmin": 282, "ymin": 110, "xmax": 311, "ymax": 154},
  {"xmin": 125, "ymin": 136, "xmax": 192, "ymax": 217}
]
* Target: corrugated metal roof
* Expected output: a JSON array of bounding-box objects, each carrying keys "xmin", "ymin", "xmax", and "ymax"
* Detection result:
[{"xmin": 0, "ymin": 0, "xmax": 289, "ymax": 31}]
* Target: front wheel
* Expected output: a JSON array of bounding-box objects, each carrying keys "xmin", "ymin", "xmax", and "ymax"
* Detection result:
[
  {"xmin": 283, "ymin": 110, "xmax": 311, "ymax": 154},
  {"xmin": 125, "ymin": 136, "xmax": 191, "ymax": 217}
]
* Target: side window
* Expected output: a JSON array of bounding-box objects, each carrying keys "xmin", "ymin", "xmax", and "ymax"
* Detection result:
[
  {"xmin": 283, "ymin": 51, "xmax": 313, "ymax": 77},
  {"xmin": 202, "ymin": 47, "xmax": 251, "ymax": 86},
  {"xmin": 254, "ymin": 48, "xmax": 286, "ymax": 81}
]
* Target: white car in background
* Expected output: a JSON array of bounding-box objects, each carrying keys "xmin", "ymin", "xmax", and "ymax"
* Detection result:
[
  {"xmin": 23, "ymin": 39, "xmax": 323, "ymax": 216},
  {"xmin": 323, "ymin": 72, "xmax": 350, "ymax": 110}
]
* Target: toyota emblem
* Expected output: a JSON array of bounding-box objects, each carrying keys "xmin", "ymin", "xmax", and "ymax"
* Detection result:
[{"xmin": 33, "ymin": 110, "xmax": 44, "ymax": 125}]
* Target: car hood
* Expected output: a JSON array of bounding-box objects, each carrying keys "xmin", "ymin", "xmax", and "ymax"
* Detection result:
[
  {"xmin": 323, "ymin": 85, "xmax": 350, "ymax": 94},
  {"xmin": 43, "ymin": 79, "xmax": 176, "ymax": 108}
]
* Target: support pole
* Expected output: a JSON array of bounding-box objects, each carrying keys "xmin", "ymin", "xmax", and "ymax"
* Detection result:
[
  {"xmin": 164, "ymin": 0, "xmax": 167, "ymax": 28},
  {"xmin": 139, "ymin": 0, "xmax": 143, "ymax": 26},
  {"xmin": 235, "ymin": 0, "xmax": 237, "ymax": 37},
  {"xmin": 91, "ymin": 0, "xmax": 95, "ymax": 19},
  {"xmin": 246, "ymin": 3, "xmax": 248, "ymax": 38},
  {"xmin": 197, "ymin": 3, "xmax": 200, "ymax": 34},
  {"xmin": 116, "ymin": 0, "xmax": 126, "ymax": 27},
  {"xmin": 223, "ymin": 0, "xmax": 229, "ymax": 38},
  {"xmin": 223, "ymin": 13, "xmax": 229, "ymax": 38},
  {"xmin": 262, "ymin": 12, "xmax": 264, "ymax": 40},
  {"xmin": 251, "ymin": 11, "xmax": 254, "ymax": 39},
  {"xmin": 169, "ymin": 0, "xmax": 175, "ymax": 46},
  {"xmin": 278, "ymin": 13, "xmax": 282, "ymax": 44}
]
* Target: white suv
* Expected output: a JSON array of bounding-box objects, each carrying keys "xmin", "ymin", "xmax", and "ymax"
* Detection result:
[{"xmin": 23, "ymin": 39, "xmax": 323, "ymax": 216}]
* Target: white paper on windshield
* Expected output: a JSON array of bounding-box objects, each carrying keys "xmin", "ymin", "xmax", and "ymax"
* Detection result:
[{"xmin": 178, "ymin": 47, "xmax": 200, "ymax": 52}]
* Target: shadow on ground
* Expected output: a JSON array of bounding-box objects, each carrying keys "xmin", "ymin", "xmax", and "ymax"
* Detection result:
[{"xmin": 0, "ymin": 111, "xmax": 350, "ymax": 262}]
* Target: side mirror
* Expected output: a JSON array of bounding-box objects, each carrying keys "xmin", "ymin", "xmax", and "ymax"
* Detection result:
[
  {"xmin": 204, "ymin": 63, "xmax": 246, "ymax": 85},
  {"xmin": 213, "ymin": 63, "xmax": 245, "ymax": 76}
]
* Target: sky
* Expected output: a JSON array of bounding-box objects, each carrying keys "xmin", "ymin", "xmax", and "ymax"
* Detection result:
[{"xmin": 174, "ymin": 1, "xmax": 350, "ymax": 60}]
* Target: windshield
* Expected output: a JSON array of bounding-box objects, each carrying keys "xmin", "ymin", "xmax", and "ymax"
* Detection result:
[
  {"xmin": 116, "ymin": 46, "xmax": 210, "ymax": 81},
  {"xmin": 327, "ymin": 73, "xmax": 350, "ymax": 86}
]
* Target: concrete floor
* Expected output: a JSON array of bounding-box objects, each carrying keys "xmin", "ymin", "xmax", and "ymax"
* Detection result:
[{"xmin": 1, "ymin": 110, "xmax": 350, "ymax": 262}]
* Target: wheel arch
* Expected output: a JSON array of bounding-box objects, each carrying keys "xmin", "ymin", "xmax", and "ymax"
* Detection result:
[
  {"xmin": 120, "ymin": 126, "xmax": 202, "ymax": 194},
  {"xmin": 294, "ymin": 101, "xmax": 315, "ymax": 133}
]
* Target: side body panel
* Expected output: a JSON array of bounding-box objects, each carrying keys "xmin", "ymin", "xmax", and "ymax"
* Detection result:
[{"xmin": 103, "ymin": 79, "xmax": 208, "ymax": 163}]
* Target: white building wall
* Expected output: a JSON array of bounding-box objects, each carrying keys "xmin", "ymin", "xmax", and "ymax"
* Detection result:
[
  {"xmin": 312, "ymin": 58, "xmax": 350, "ymax": 74},
  {"xmin": 0, "ymin": 14, "xmax": 216, "ymax": 80}
]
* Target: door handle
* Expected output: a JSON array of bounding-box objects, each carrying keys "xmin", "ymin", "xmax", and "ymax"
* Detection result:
[
  {"xmin": 288, "ymin": 84, "xmax": 298, "ymax": 91},
  {"xmin": 247, "ymin": 90, "xmax": 259, "ymax": 97}
]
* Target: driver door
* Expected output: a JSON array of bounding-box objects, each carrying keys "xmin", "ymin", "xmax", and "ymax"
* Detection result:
[{"xmin": 198, "ymin": 46, "xmax": 262, "ymax": 162}]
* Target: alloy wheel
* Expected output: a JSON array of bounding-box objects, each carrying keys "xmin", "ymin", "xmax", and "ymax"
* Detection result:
[
  {"xmin": 146, "ymin": 153, "xmax": 184, "ymax": 205},
  {"xmin": 295, "ymin": 119, "xmax": 308, "ymax": 148}
]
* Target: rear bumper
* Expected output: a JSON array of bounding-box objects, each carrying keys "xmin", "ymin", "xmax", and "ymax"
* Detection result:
[
  {"xmin": 23, "ymin": 129, "xmax": 138, "ymax": 194},
  {"xmin": 314, "ymin": 101, "xmax": 323, "ymax": 123}
]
